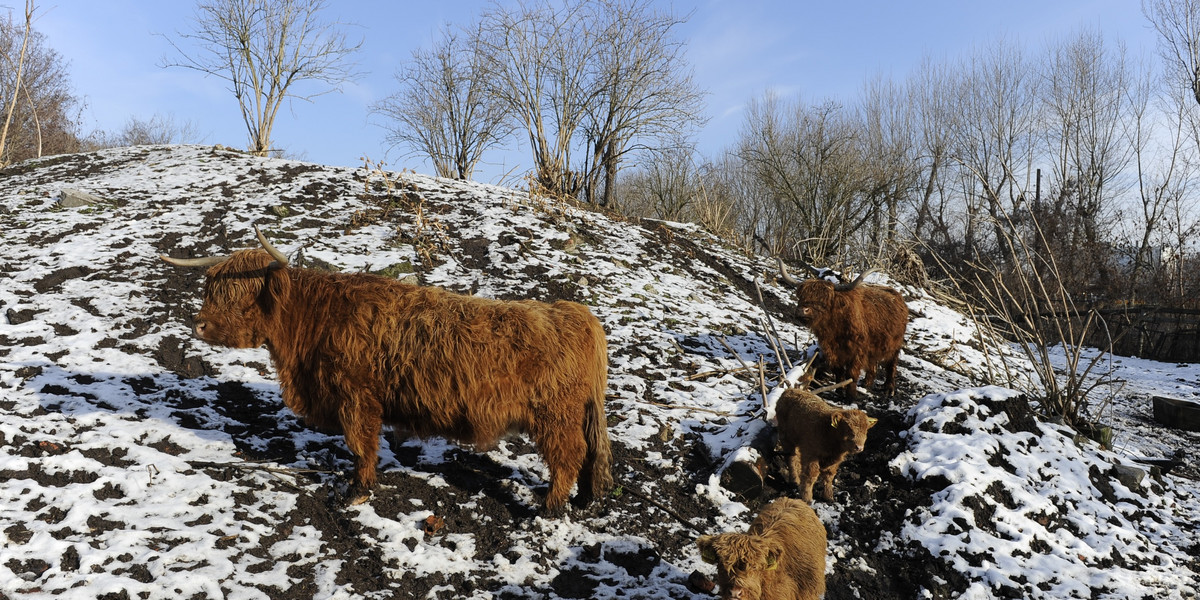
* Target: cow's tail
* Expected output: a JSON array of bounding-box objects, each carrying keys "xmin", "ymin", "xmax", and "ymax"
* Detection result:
[{"xmin": 581, "ymin": 325, "xmax": 614, "ymax": 499}]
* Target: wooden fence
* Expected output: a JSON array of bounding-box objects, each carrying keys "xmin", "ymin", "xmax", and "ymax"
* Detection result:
[{"xmin": 1085, "ymin": 307, "xmax": 1200, "ymax": 363}]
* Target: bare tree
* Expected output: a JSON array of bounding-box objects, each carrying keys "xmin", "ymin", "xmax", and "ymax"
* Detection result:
[
  {"xmin": 611, "ymin": 141, "xmax": 699, "ymax": 220},
  {"xmin": 704, "ymin": 151, "xmax": 769, "ymax": 251},
  {"xmin": 1144, "ymin": 0, "xmax": 1200, "ymax": 108},
  {"xmin": 373, "ymin": 24, "xmax": 510, "ymax": 180},
  {"xmin": 163, "ymin": 0, "xmax": 360, "ymax": 156},
  {"xmin": 907, "ymin": 56, "xmax": 962, "ymax": 252},
  {"xmin": 949, "ymin": 39, "xmax": 1039, "ymax": 259},
  {"xmin": 737, "ymin": 92, "xmax": 870, "ymax": 263},
  {"xmin": 1128, "ymin": 75, "xmax": 1194, "ymax": 302},
  {"xmin": 858, "ymin": 73, "xmax": 919, "ymax": 254},
  {"xmin": 0, "ymin": 1, "xmax": 82, "ymax": 165},
  {"xmin": 0, "ymin": 0, "xmax": 32, "ymax": 164},
  {"xmin": 475, "ymin": 0, "xmax": 702, "ymax": 203},
  {"xmin": 476, "ymin": 0, "xmax": 594, "ymax": 198},
  {"xmin": 579, "ymin": 0, "xmax": 705, "ymax": 207},
  {"xmin": 1039, "ymin": 28, "xmax": 1135, "ymax": 251}
]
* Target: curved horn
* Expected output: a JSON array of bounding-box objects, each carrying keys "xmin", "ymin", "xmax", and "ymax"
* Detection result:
[
  {"xmin": 833, "ymin": 268, "xmax": 878, "ymax": 292},
  {"xmin": 776, "ymin": 257, "xmax": 825, "ymax": 288},
  {"xmin": 776, "ymin": 257, "xmax": 802, "ymax": 287},
  {"xmin": 160, "ymin": 254, "xmax": 230, "ymax": 268},
  {"xmin": 254, "ymin": 225, "xmax": 289, "ymax": 267}
]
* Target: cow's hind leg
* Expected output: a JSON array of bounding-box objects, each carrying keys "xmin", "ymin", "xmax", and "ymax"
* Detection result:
[
  {"xmin": 838, "ymin": 365, "xmax": 860, "ymax": 400},
  {"xmin": 531, "ymin": 407, "xmax": 587, "ymax": 513},
  {"xmin": 339, "ymin": 393, "xmax": 384, "ymax": 505},
  {"xmin": 863, "ymin": 364, "xmax": 878, "ymax": 392}
]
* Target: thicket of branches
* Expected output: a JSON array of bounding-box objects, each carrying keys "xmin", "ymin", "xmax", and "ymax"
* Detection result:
[
  {"xmin": 623, "ymin": 26, "xmax": 1200, "ymax": 311},
  {"xmin": 614, "ymin": 20, "xmax": 1200, "ymax": 427}
]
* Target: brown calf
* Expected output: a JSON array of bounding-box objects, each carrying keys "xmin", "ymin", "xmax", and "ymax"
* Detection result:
[
  {"xmin": 776, "ymin": 387, "xmax": 876, "ymax": 503},
  {"xmin": 697, "ymin": 497, "xmax": 827, "ymax": 600},
  {"xmin": 162, "ymin": 226, "xmax": 613, "ymax": 511}
]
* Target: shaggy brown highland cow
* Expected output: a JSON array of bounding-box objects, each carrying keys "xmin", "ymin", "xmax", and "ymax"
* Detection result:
[
  {"xmin": 776, "ymin": 258, "xmax": 908, "ymax": 400},
  {"xmin": 162, "ymin": 226, "xmax": 613, "ymax": 511},
  {"xmin": 697, "ymin": 497, "xmax": 827, "ymax": 600},
  {"xmin": 776, "ymin": 388, "xmax": 876, "ymax": 503}
]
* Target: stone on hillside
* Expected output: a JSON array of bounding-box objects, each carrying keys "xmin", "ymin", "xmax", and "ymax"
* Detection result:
[
  {"xmin": 1113, "ymin": 464, "xmax": 1146, "ymax": 493},
  {"xmin": 58, "ymin": 188, "xmax": 104, "ymax": 208},
  {"xmin": 719, "ymin": 453, "xmax": 765, "ymax": 501}
]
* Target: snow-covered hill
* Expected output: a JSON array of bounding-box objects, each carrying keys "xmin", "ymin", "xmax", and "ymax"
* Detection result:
[{"xmin": 1, "ymin": 145, "xmax": 1197, "ymax": 599}]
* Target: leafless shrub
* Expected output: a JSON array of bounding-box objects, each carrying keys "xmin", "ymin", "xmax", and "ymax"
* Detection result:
[
  {"xmin": 932, "ymin": 206, "xmax": 1122, "ymax": 430},
  {"xmin": 83, "ymin": 114, "xmax": 203, "ymax": 150}
]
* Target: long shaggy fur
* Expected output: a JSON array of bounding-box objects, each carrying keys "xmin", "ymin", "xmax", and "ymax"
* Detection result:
[
  {"xmin": 791, "ymin": 277, "xmax": 907, "ymax": 399},
  {"xmin": 775, "ymin": 388, "xmax": 875, "ymax": 503},
  {"xmin": 696, "ymin": 498, "xmax": 827, "ymax": 600},
  {"xmin": 183, "ymin": 248, "xmax": 613, "ymax": 511}
]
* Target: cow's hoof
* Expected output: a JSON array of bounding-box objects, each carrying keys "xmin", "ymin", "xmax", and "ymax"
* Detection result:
[
  {"xmin": 344, "ymin": 488, "xmax": 372, "ymax": 506},
  {"xmin": 538, "ymin": 503, "xmax": 568, "ymax": 519}
]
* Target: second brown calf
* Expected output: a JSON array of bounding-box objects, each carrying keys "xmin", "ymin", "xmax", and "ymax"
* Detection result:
[
  {"xmin": 697, "ymin": 497, "xmax": 827, "ymax": 600},
  {"xmin": 776, "ymin": 388, "xmax": 876, "ymax": 503}
]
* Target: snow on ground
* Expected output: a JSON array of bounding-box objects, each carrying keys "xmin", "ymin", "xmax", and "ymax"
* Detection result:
[{"xmin": 0, "ymin": 145, "xmax": 1197, "ymax": 598}]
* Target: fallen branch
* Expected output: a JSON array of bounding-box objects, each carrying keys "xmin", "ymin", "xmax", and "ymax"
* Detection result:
[
  {"xmin": 757, "ymin": 358, "xmax": 770, "ymax": 421},
  {"xmin": 811, "ymin": 379, "xmax": 853, "ymax": 395},
  {"xmin": 754, "ymin": 277, "xmax": 793, "ymax": 373},
  {"xmin": 187, "ymin": 459, "xmax": 338, "ymax": 476},
  {"xmin": 718, "ymin": 336, "xmax": 753, "ymax": 372},
  {"xmin": 796, "ymin": 351, "xmax": 819, "ymax": 387},
  {"xmin": 686, "ymin": 363, "xmax": 761, "ymax": 381},
  {"xmin": 639, "ymin": 399, "xmax": 734, "ymax": 417}
]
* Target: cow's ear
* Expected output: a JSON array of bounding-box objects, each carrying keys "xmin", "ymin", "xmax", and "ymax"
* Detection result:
[
  {"xmin": 696, "ymin": 536, "xmax": 718, "ymax": 564},
  {"xmin": 261, "ymin": 267, "xmax": 291, "ymax": 313},
  {"xmin": 764, "ymin": 549, "xmax": 780, "ymax": 571}
]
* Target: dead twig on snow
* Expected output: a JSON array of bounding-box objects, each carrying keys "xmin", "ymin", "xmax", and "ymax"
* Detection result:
[{"xmin": 686, "ymin": 363, "xmax": 761, "ymax": 381}]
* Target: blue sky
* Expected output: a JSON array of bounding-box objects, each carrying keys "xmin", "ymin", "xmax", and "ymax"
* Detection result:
[{"xmin": 31, "ymin": 0, "xmax": 1157, "ymax": 184}]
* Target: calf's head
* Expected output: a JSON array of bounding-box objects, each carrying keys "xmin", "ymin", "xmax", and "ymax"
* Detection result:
[
  {"xmin": 161, "ymin": 226, "xmax": 291, "ymax": 348},
  {"xmin": 696, "ymin": 532, "xmax": 781, "ymax": 600},
  {"xmin": 831, "ymin": 409, "xmax": 877, "ymax": 454}
]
